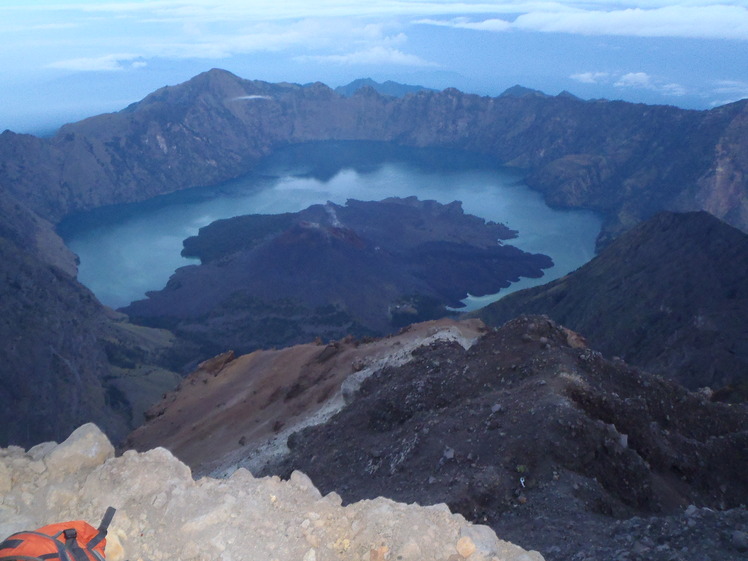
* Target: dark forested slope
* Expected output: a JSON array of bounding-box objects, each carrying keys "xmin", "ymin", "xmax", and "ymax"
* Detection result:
[{"xmin": 476, "ymin": 211, "xmax": 748, "ymax": 394}]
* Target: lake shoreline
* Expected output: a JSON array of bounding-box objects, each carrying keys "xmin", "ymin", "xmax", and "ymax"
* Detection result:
[{"xmin": 58, "ymin": 141, "xmax": 602, "ymax": 309}]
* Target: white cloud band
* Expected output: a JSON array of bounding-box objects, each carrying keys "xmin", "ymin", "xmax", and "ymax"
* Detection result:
[{"xmin": 417, "ymin": 4, "xmax": 748, "ymax": 41}]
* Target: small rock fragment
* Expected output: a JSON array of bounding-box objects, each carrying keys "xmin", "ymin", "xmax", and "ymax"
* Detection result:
[
  {"xmin": 456, "ymin": 536, "xmax": 476, "ymax": 558},
  {"xmin": 370, "ymin": 545, "xmax": 388, "ymax": 561},
  {"xmin": 732, "ymin": 530, "xmax": 748, "ymax": 552}
]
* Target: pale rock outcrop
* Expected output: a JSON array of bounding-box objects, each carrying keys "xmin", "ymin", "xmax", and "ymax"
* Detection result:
[{"xmin": 0, "ymin": 424, "xmax": 543, "ymax": 561}]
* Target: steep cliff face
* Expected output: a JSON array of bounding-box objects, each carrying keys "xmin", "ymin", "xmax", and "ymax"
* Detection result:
[
  {"xmin": 0, "ymin": 187, "xmax": 184, "ymax": 448},
  {"xmin": 0, "ymin": 68, "xmax": 746, "ymax": 241},
  {"xmin": 0, "ymin": 225, "xmax": 125, "ymax": 446},
  {"xmin": 690, "ymin": 101, "xmax": 748, "ymax": 228},
  {"xmin": 0, "ymin": 229, "xmax": 183, "ymax": 447},
  {"xmin": 0, "ymin": 188, "xmax": 77, "ymax": 277},
  {"xmin": 475, "ymin": 212, "xmax": 748, "ymax": 394}
]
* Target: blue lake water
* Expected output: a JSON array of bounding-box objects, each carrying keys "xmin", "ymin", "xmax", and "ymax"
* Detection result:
[{"xmin": 58, "ymin": 141, "xmax": 602, "ymax": 311}]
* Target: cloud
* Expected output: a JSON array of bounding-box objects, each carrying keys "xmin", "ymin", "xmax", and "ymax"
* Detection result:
[
  {"xmin": 14, "ymin": 2, "xmax": 748, "ymax": 74},
  {"xmin": 612, "ymin": 71, "xmax": 687, "ymax": 97},
  {"xmin": 415, "ymin": 4, "xmax": 748, "ymax": 41},
  {"xmin": 119, "ymin": 17, "xmax": 414, "ymax": 64},
  {"xmin": 64, "ymin": 1, "xmax": 562, "ymax": 22},
  {"xmin": 415, "ymin": 17, "xmax": 512, "ymax": 32},
  {"xmin": 660, "ymin": 82, "xmax": 687, "ymax": 97},
  {"xmin": 46, "ymin": 54, "xmax": 145, "ymax": 72},
  {"xmin": 614, "ymin": 72, "xmax": 652, "ymax": 88},
  {"xmin": 709, "ymin": 79, "xmax": 748, "ymax": 105},
  {"xmin": 1, "ymin": 22, "xmax": 80, "ymax": 32},
  {"xmin": 713, "ymin": 79, "xmax": 748, "ymax": 95},
  {"xmin": 513, "ymin": 5, "xmax": 748, "ymax": 40},
  {"xmin": 231, "ymin": 95, "xmax": 273, "ymax": 100},
  {"xmin": 570, "ymin": 71, "xmax": 609, "ymax": 84},
  {"xmin": 570, "ymin": 70, "xmax": 688, "ymax": 97},
  {"xmin": 297, "ymin": 46, "xmax": 438, "ymax": 67}
]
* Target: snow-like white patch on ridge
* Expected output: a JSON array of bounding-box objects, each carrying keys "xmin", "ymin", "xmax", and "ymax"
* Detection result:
[{"xmin": 230, "ymin": 94, "xmax": 272, "ymax": 101}]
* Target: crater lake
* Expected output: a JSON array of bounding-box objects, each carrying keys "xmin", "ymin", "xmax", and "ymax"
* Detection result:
[{"xmin": 58, "ymin": 141, "xmax": 602, "ymax": 311}]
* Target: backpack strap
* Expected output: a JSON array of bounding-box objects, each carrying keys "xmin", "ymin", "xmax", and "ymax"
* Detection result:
[
  {"xmin": 0, "ymin": 557, "xmax": 62, "ymax": 561},
  {"xmin": 60, "ymin": 529, "xmax": 88, "ymax": 561},
  {"xmin": 86, "ymin": 507, "xmax": 116, "ymax": 552}
]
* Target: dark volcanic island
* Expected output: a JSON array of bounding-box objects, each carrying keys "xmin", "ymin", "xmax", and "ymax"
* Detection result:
[{"xmin": 122, "ymin": 197, "xmax": 552, "ymax": 354}]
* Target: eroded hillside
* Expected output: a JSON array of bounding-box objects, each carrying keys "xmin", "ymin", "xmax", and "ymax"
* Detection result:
[
  {"xmin": 476, "ymin": 211, "xmax": 748, "ymax": 395},
  {"xmin": 124, "ymin": 315, "xmax": 748, "ymax": 561}
]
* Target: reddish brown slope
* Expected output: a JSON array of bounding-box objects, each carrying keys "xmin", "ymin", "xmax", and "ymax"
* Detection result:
[{"xmin": 124, "ymin": 318, "xmax": 487, "ymax": 475}]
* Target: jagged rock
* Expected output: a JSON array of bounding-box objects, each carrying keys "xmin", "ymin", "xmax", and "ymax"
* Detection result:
[
  {"xmin": 197, "ymin": 350, "xmax": 236, "ymax": 375},
  {"xmin": 0, "ymin": 424, "xmax": 543, "ymax": 561},
  {"xmin": 41, "ymin": 424, "xmax": 114, "ymax": 474}
]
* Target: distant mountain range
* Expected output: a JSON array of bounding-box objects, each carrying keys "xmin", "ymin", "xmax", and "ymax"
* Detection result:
[
  {"xmin": 334, "ymin": 78, "xmax": 435, "ymax": 97},
  {"xmin": 0, "ymin": 68, "xmax": 747, "ymax": 447},
  {"xmin": 1, "ymin": 68, "xmax": 745, "ymax": 242}
]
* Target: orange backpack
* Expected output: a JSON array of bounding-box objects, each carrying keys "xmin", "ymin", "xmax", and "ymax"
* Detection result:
[{"xmin": 0, "ymin": 507, "xmax": 115, "ymax": 561}]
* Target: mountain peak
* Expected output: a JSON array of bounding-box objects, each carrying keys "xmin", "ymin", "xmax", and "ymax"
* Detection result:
[
  {"xmin": 499, "ymin": 85, "xmax": 550, "ymax": 98},
  {"xmin": 335, "ymin": 78, "xmax": 434, "ymax": 98},
  {"xmin": 557, "ymin": 90, "xmax": 582, "ymax": 101},
  {"xmin": 185, "ymin": 67, "xmax": 247, "ymax": 93}
]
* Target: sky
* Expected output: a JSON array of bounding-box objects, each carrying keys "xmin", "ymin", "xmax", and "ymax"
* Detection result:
[{"xmin": 2, "ymin": 1, "xmax": 748, "ymax": 135}]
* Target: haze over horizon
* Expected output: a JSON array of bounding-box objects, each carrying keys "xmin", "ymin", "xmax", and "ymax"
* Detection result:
[{"xmin": 2, "ymin": 1, "xmax": 748, "ymax": 135}]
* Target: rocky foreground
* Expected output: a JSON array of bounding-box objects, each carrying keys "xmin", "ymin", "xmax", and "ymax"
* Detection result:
[
  {"xmin": 0, "ymin": 424, "xmax": 543, "ymax": 561},
  {"xmin": 126, "ymin": 316, "xmax": 748, "ymax": 561}
]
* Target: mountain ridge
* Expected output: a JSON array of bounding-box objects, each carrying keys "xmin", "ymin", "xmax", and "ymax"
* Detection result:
[
  {"xmin": 0, "ymin": 68, "xmax": 746, "ymax": 448},
  {"xmin": 334, "ymin": 77, "xmax": 435, "ymax": 97},
  {"xmin": 124, "ymin": 314, "xmax": 748, "ymax": 561},
  {"xmin": 474, "ymin": 211, "xmax": 748, "ymax": 394},
  {"xmin": 0, "ymin": 68, "xmax": 745, "ymax": 244}
]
